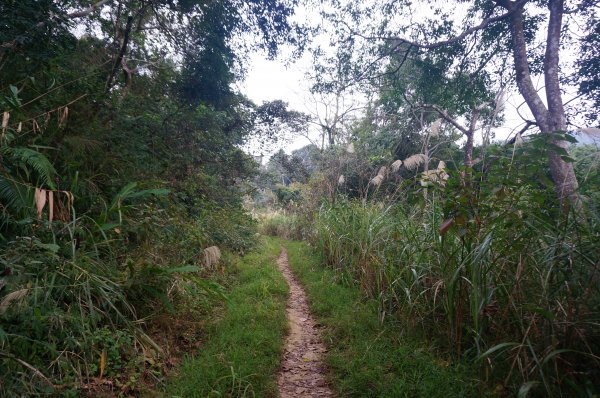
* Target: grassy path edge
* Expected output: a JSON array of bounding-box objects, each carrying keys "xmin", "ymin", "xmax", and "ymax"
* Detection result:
[
  {"xmin": 166, "ymin": 238, "xmax": 288, "ymax": 397},
  {"xmin": 282, "ymin": 238, "xmax": 483, "ymax": 398}
]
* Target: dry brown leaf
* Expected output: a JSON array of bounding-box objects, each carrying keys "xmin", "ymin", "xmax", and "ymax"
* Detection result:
[
  {"xmin": 48, "ymin": 191, "xmax": 54, "ymax": 223},
  {"xmin": 439, "ymin": 218, "xmax": 454, "ymax": 235},
  {"xmin": 99, "ymin": 350, "xmax": 106, "ymax": 378},
  {"xmin": 203, "ymin": 246, "xmax": 221, "ymax": 269},
  {"xmin": 34, "ymin": 188, "xmax": 47, "ymax": 221},
  {"xmin": 2, "ymin": 112, "xmax": 9, "ymax": 130}
]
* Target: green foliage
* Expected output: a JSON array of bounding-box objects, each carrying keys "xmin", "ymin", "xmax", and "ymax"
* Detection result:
[
  {"xmin": 0, "ymin": 146, "xmax": 57, "ymax": 189},
  {"xmin": 284, "ymin": 239, "xmax": 481, "ymax": 397},
  {"xmin": 572, "ymin": 144, "xmax": 600, "ymax": 214},
  {"xmin": 306, "ymin": 136, "xmax": 600, "ymax": 396},
  {"xmin": 257, "ymin": 210, "xmax": 305, "ymax": 240},
  {"xmin": 273, "ymin": 183, "xmax": 302, "ymax": 206},
  {"xmin": 576, "ymin": 13, "xmax": 600, "ymax": 123},
  {"xmin": 166, "ymin": 238, "xmax": 288, "ymax": 397},
  {"xmin": 197, "ymin": 203, "xmax": 259, "ymax": 254},
  {"xmin": 0, "ymin": 0, "xmax": 305, "ymax": 394}
]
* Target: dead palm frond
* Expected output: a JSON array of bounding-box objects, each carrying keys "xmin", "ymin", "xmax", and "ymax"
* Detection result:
[{"xmin": 203, "ymin": 246, "xmax": 221, "ymax": 270}]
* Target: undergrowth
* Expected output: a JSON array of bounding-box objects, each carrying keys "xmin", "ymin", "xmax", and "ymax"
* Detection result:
[
  {"xmin": 0, "ymin": 197, "xmax": 257, "ymax": 396},
  {"xmin": 256, "ymin": 210, "xmax": 305, "ymax": 240},
  {"xmin": 282, "ymin": 238, "xmax": 482, "ymax": 397},
  {"xmin": 309, "ymin": 197, "xmax": 600, "ymax": 396},
  {"xmin": 166, "ymin": 237, "xmax": 288, "ymax": 398},
  {"xmin": 258, "ymin": 136, "xmax": 600, "ymax": 397}
]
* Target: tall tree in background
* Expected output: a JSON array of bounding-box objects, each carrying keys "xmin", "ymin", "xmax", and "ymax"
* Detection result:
[{"xmin": 317, "ymin": 0, "xmax": 599, "ymax": 209}]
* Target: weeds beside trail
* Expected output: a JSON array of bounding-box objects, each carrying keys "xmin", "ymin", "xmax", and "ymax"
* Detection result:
[
  {"xmin": 166, "ymin": 238, "xmax": 288, "ymax": 397},
  {"xmin": 283, "ymin": 239, "xmax": 482, "ymax": 398}
]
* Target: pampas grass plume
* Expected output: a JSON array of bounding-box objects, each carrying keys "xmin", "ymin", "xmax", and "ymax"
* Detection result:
[
  {"xmin": 403, "ymin": 154, "xmax": 427, "ymax": 170},
  {"xmin": 431, "ymin": 119, "xmax": 442, "ymax": 137},
  {"xmin": 370, "ymin": 174, "xmax": 384, "ymax": 186}
]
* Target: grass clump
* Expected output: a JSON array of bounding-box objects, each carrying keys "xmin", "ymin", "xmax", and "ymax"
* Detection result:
[
  {"xmin": 166, "ymin": 237, "xmax": 288, "ymax": 397},
  {"xmin": 282, "ymin": 238, "xmax": 481, "ymax": 398},
  {"xmin": 256, "ymin": 210, "xmax": 305, "ymax": 240},
  {"xmin": 311, "ymin": 197, "xmax": 600, "ymax": 396}
]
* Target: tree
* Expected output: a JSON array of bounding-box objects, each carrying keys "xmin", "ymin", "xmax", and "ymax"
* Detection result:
[
  {"xmin": 317, "ymin": 0, "xmax": 599, "ymax": 209},
  {"xmin": 576, "ymin": 11, "xmax": 600, "ymax": 124},
  {"xmin": 304, "ymin": 89, "xmax": 363, "ymax": 149}
]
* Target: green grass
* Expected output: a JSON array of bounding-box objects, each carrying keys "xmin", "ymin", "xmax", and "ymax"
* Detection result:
[
  {"xmin": 282, "ymin": 238, "xmax": 483, "ymax": 398},
  {"xmin": 166, "ymin": 238, "xmax": 288, "ymax": 397}
]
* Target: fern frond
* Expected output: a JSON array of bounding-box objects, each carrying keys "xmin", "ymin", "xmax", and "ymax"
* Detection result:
[
  {"xmin": 62, "ymin": 136, "xmax": 101, "ymax": 154},
  {"xmin": 0, "ymin": 147, "xmax": 57, "ymax": 189},
  {"xmin": 0, "ymin": 176, "xmax": 31, "ymax": 211}
]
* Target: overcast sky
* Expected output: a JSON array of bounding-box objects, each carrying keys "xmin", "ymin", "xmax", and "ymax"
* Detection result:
[{"xmin": 237, "ymin": 51, "xmax": 318, "ymax": 159}]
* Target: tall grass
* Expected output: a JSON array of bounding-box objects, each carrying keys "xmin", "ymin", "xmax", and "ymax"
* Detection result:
[
  {"xmin": 166, "ymin": 237, "xmax": 288, "ymax": 397},
  {"xmin": 284, "ymin": 239, "xmax": 481, "ymax": 397},
  {"xmin": 0, "ymin": 190, "xmax": 257, "ymax": 395},
  {"xmin": 257, "ymin": 210, "xmax": 306, "ymax": 240},
  {"xmin": 312, "ymin": 198, "xmax": 599, "ymax": 396}
]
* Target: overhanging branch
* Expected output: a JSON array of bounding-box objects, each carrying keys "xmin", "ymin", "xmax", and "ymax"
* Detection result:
[
  {"xmin": 67, "ymin": 0, "xmax": 113, "ymax": 19},
  {"xmin": 380, "ymin": 0, "xmax": 531, "ymax": 50},
  {"xmin": 1, "ymin": 0, "xmax": 114, "ymax": 50}
]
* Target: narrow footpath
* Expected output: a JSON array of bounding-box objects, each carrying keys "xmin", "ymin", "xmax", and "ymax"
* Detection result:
[{"xmin": 276, "ymin": 248, "xmax": 334, "ymax": 398}]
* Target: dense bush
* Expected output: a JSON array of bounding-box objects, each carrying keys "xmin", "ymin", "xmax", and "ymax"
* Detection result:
[
  {"xmin": 0, "ymin": 0, "xmax": 294, "ymax": 392},
  {"xmin": 257, "ymin": 211, "xmax": 306, "ymax": 241},
  {"xmin": 306, "ymin": 137, "xmax": 600, "ymax": 396}
]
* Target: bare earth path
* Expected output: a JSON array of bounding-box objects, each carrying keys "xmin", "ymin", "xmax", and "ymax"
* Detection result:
[{"xmin": 276, "ymin": 248, "xmax": 334, "ymax": 398}]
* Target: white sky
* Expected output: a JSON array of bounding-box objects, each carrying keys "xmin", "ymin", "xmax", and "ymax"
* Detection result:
[{"xmin": 238, "ymin": 53, "xmax": 316, "ymax": 159}]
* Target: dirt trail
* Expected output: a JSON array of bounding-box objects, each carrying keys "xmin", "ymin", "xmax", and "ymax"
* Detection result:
[{"xmin": 276, "ymin": 249, "xmax": 334, "ymax": 398}]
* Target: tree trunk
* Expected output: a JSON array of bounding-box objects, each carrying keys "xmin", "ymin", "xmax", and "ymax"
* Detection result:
[
  {"xmin": 502, "ymin": 0, "xmax": 579, "ymax": 210},
  {"xmin": 544, "ymin": 0, "xmax": 580, "ymax": 209},
  {"xmin": 464, "ymin": 106, "xmax": 481, "ymax": 170}
]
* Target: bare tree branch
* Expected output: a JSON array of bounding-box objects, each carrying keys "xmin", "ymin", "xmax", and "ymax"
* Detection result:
[
  {"xmin": 1, "ymin": 0, "xmax": 113, "ymax": 50},
  {"xmin": 105, "ymin": 15, "xmax": 134, "ymax": 91},
  {"xmin": 67, "ymin": 0, "xmax": 113, "ymax": 18},
  {"xmin": 423, "ymin": 104, "xmax": 469, "ymax": 135},
  {"xmin": 340, "ymin": 0, "xmax": 531, "ymax": 50}
]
